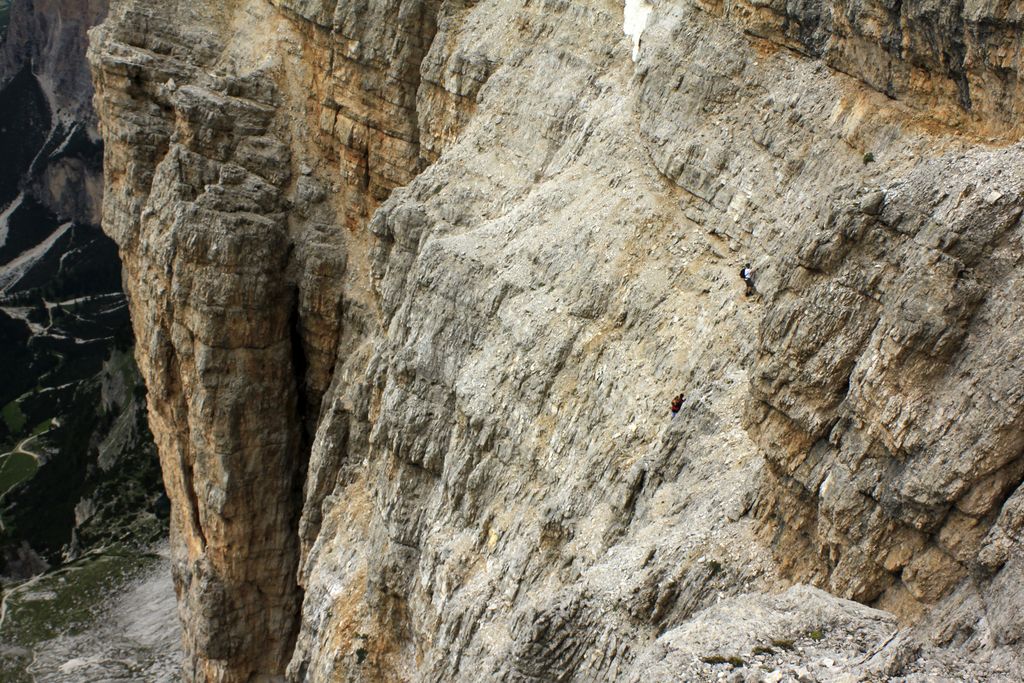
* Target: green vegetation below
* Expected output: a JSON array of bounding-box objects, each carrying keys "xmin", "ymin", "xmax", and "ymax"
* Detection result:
[
  {"xmin": 29, "ymin": 419, "xmax": 52, "ymax": 437},
  {"xmin": 0, "ymin": 452, "xmax": 38, "ymax": 497},
  {"xmin": 0, "ymin": 546, "xmax": 161, "ymax": 682},
  {"xmin": 1, "ymin": 352, "xmax": 166, "ymax": 571},
  {"xmin": 1, "ymin": 400, "xmax": 26, "ymax": 435}
]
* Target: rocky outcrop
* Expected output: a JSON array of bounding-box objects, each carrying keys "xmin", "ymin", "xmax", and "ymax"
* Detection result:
[
  {"xmin": 89, "ymin": 0, "xmax": 1024, "ymax": 681},
  {"xmin": 746, "ymin": 151, "xmax": 1024, "ymax": 607},
  {"xmin": 716, "ymin": 0, "xmax": 1024, "ymax": 136}
]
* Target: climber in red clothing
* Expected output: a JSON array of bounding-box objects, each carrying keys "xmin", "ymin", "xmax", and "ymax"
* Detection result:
[{"xmin": 670, "ymin": 393, "xmax": 684, "ymax": 418}]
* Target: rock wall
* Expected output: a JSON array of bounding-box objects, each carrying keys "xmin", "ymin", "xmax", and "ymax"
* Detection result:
[
  {"xmin": 88, "ymin": 0, "xmax": 1024, "ymax": 681},
  {"xmin": 719, "ymin": 0, "xmax": 1023, "ymax": 136}
]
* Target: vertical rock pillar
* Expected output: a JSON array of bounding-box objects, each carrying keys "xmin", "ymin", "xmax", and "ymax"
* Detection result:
[{"xmin": 89, "ymin": 4, "xmax": 303, "ymax": 680}]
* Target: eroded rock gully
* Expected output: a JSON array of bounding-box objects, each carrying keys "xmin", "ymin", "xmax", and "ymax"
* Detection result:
[{"xmin": 88, "ymin": 0, "xmax": 1024, "ymax": 681}]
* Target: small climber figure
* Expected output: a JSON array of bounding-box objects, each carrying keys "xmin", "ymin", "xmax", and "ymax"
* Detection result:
[
  {"xmin": 740, "ymin": 263, "xmax": 756, "ymax": 297},
  {"xmin": 670, "ymin": 393, "xmax": 685, "ymax": 418}
]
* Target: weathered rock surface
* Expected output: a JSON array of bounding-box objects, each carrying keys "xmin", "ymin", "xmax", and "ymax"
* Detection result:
[
  {"xmin": 625, "ymin": 584, "xmax": 1018, "ymax": 682},
  {"xmin": 88, "ymin": 0, "xmax": 1024, "ymax": 681},
  {"xmin": 718, "ymin": 0, "xmax": 1024, "ymax": 135}
]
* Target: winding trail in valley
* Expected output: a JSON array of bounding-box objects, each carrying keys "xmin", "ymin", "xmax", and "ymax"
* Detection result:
[{"xmin": 0, "ymin": 426, "xmax": 53, "ymax": 531}]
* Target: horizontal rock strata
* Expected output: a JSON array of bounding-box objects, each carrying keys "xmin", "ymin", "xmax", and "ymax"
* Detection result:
[{"xmin": 89, "ymin": 0, "xmax": 1024, "ymax": 680}]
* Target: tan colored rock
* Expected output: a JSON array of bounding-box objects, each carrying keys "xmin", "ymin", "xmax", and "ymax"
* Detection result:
[
  {"xmin": 88, "ymin": 0, "xmax": 1024, "ymax": 681},
  {"xmin": 723, "ymin": 0, "xmax": 1024, "ymax": 137},
  {"xmin": 902, "ymin": 546, "xmax": 967, "ymax": 604},
  {"xmin": 938, "ymin": 509, "xmax": 988, "ymax": 563}
]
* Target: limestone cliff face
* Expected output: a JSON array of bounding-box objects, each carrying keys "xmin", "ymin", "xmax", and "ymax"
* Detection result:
[
  {"xmin": 720, "ymin": 0, "xmax": 1023, "ymax": 135},
  {"xmin": 89, "ymin": 1, "xmax": 1024, "ymax": 681}
]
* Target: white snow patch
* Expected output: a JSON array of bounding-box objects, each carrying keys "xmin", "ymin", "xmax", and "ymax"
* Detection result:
[
  {"xmin": 44, "ymin": 292, "xmax": 122, "ymax": 310},
  {"xmin": 0, "ymin": 222, "xmax": 73, "ymax": 294},
  {"xmin": 0, "ymin": 306, "xmax": 46, "ymax": 335},
  {"xmin": 623, "ymin": 0, "xmax": 654, "ymax": 62},
  {"xmin": 49, "ymin": 123, "xmax": 78, "ymax": 160},
  {"xmin": 36, "ymin": 382, "xmax": 80, "ymax": 395},
  {"xmin": 57, "ymin": 246, "xmax": 84, "ymax": 272},
  {"xmin": 95, "ymin": 301, "xmax": 129, "ymax": 316},
  {"xmin": 74, "ymin": 335, "xmax": 114, "ymax": 345},
  {"xmin": 0, "ymin": 193, "xmax": 25, "ymax": 250}
]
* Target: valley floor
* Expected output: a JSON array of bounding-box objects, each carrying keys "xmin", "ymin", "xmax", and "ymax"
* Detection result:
[{"xmin": 0, "ymin": 542, "xmax": 179, "ymax": 682}]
